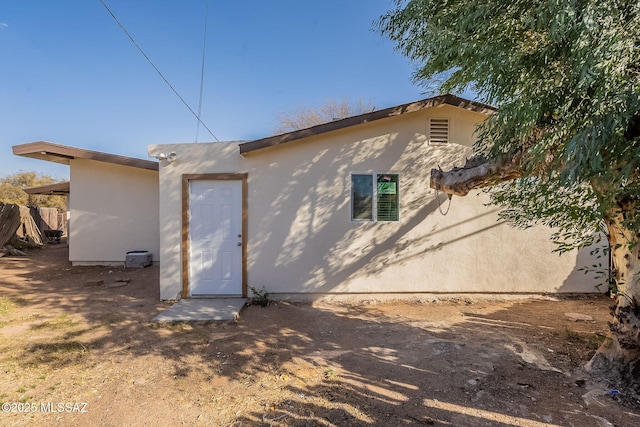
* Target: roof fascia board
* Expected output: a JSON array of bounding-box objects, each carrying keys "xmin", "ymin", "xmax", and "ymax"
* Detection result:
[
  {"xmin": 23, "ymin": 181, "xmax": 70, "ymax": 195},
  {"xmin": 239, "ymin": 94, "xmax": 495, "ymax": 155},
  {"xmin": 12, "ymin": 141, "xmax": 159, "ymax": 171}
]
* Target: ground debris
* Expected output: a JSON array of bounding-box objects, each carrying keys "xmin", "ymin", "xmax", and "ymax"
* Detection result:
[
  {"xmin": 0, "ymin": 245, "xmax": 27, "ymax": 257},
  {"xmin": 108, "ymin": 278, "xmax": 131, "ymax": 288},
  {"xmin": 565, "ymin": 312, "xmax": 594, "ymax": 322}
]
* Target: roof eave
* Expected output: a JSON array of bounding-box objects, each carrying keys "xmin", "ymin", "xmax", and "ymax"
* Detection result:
[
  {"xmin": 238, "ymin": 94, "xmax": 495, "ymax": 155},
  {"xmin": 12, "ymin": 141, "xmax": 159, "ymax": 171},
  {"xmin": 23, "ymin": 181, "xmax": 70, "ymax": 195}
]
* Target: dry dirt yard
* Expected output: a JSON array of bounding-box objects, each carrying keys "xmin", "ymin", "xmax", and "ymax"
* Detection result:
[{"xmin": 1, "ymin": 244, "xmax": 639, "ymax": 427}]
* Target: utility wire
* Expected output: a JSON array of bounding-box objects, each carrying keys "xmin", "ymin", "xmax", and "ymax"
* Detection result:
[
  {"xmin": 99, "ymin": 0, "xmax": 219, "ymax": 142},
  {"xmin": 195, "ymin": 0, "xmax": 210, "ymax": 143}
]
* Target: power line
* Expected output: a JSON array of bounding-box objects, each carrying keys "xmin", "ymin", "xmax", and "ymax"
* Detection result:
[
  {"xmin": 195, "ymin": 0, "xmax": 210, "ymax": 143},
  {"xmin": 99, "ymin": 0, "xmax": 219, "ymax": 142}
]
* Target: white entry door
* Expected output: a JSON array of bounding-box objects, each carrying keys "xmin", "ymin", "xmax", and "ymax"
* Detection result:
[{"xmin": 189, "ymin": 180, "xmax": 243, "ymax": 296}]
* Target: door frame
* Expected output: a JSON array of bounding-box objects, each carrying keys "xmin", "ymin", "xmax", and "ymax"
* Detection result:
[{"xmin": 181, "ymin": 173, "xmax": 248, "ymax": 299}]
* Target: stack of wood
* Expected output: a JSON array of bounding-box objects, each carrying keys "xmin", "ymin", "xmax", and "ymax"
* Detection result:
[
  {"xmin": 0, "ymin": 204, "xmax": 21, "ymax": 247},
  {"xmin": 0, "ymin": 203, "xmax": 45, "ymax": 257},
  {"xmin": 0, "ymin": 246, "xmax": 27, "ymax": 257}
]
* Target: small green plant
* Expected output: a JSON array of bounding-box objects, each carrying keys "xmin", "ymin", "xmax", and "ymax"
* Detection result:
[
  {"xmin": 564, "ymin": 328, "xmax": 582, "ymax": 342},
  {"xmin": 0, "ymin": 298, "xmax": 12, "ymax": 315},
  {"xmin": 17, "ymin": 387, "xmax": 26, "ymax": 393},
  {"xmin": 0, "ymin": 297, "xmax": 21, "ymax": 315},
  {"xmin": 564, "ymin": 328, "xmax": 606, "ymax": 349},
  {"xmin": 249, "ymin": 286, "xmax": 271, "ymax": 307},
  {"xmin": 31, "ymin": 313, "xmax": 78, "ymax": 330}
]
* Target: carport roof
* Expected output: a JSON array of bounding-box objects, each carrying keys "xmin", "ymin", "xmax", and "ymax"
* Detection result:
[
  {"xmin": 12, "ymin": 141, "xmax": 159, "ymax": 171},
  {"xmin": 23, "ymin": 181, "xmax": 70, "ymax": 195}
]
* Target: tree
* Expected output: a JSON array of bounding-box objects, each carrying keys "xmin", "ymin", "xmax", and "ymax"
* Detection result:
[
  {"xmin": 379, "ymin": 0, "xmax": 640, "ymax": 385},
  {"xmin": 275, "ymin": 98, "xmax": 376, "ymax": 133},
  {"xmin": 0, "ymin": 171, "xmax": 66, "ymax": 213}
]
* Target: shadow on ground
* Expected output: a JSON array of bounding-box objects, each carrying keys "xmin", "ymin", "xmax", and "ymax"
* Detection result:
[{"xmin": 0, "ymin": 245, "xmax": 638, "ymax": 426}]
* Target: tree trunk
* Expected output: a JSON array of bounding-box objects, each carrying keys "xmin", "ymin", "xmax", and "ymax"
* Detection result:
[
  {"xmin": 429, "ymin": 158, "xmax": 640, "ymax": 388},
  {"xmin": 586, "ymin": 215, "xmax": 640, "ymax": 386}
]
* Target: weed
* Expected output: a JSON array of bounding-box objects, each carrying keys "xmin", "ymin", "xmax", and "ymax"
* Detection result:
[
  {"xmin": 589, "ymin": 333, "xmax": 607, "ymax": 348},
  {"xmin": 0, "ymin": 297, "xmax": 23, "ymax": 315},
  {"xmin": 34, "ymin": 341, "xmax": 87, "ymax": 353},
  {"xmin": 565, "ymin": 328, "xmax": 607, "ymax": 349},
  {"xmin": 564, "ymin": 328, "xmax": 582, "ymax": 341},
  {"xmin": 249, "ymin": 286, "xmax": 271, "ymax": 307},
  {"xmin": 31, "ymin": 313, "xmax": 78, "ymax": 330},
  {"xmin": 0, "ymin": 298, "xmax": 13, "ymax": 314},
  {"xmin": 17, "ymin": 387, "xmax": 25, "ymax": 393},
  {"xmin": 161, "ymin": 321, "xmax": 191, "ymax": 331},
  {"xmin": 22, "ymin": 313, "xmax": 41, "ymax": 321},
  {"xmin": 20, "ymin": 341, "xmax": 89, "ymax": 369}
]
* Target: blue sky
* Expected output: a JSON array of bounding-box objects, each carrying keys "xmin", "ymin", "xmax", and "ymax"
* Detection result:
[{"xmin": 1, "ymin": 1, "xmax": 428, "ymax": 180}]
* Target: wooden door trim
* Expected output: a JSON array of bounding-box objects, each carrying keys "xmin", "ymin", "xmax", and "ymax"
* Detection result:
[{"xmin": 181, "ymin": 173, "xmax": 248, "ymax": 299}]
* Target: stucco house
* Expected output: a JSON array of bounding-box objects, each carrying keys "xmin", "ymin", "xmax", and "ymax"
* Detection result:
[
  {"xmin": 150, "ymin": 94, "xmax": 601, "ymax": 301},
  {"xmin": 12, "ymin": 141, "xmax": 160, "ymax": 266}
]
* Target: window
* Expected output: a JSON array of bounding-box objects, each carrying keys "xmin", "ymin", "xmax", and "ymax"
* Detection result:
[
  {"xmin": 351, "ymin": 173, "xmax": 399, "ymax": 222},
  {"xmin": 351, "ymin": 174, "xmax": 373, "ymax": 220},
  {"xmin": 429, "ymin": 118, "xmax": 449, "ymax": 145}
]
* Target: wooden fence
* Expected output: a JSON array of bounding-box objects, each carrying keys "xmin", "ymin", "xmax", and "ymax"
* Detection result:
[{"xmin": 29, "ymin": 206, "xmax": 66, "ymax": 233}]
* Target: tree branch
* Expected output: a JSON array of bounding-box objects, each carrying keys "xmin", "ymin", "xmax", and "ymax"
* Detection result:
[{"xmin": 430, "ymin": 153, "xmax": 525, "ymax": 196}]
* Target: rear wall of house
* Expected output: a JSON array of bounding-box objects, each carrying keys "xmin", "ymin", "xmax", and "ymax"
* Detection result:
[
  {"xmin": 152, "ymin": 105, "xmax": 602, "ymax": 300},
  {"xmin": 69, "ymin": 159, "xmax": 160, "ymax": 265}
]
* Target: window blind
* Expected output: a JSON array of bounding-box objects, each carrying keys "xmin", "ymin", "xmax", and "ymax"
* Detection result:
[{"xmin": 376, "ymin": 174, "xmax": 399, "ymax": 221}]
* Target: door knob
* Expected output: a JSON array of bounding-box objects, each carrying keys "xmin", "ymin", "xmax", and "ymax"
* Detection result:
[{"xmin": 237, "ymin": 242, "xmax": 242, "ymax": 246}]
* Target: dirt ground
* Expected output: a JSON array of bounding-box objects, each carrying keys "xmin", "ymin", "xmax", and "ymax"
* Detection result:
[{"xmin": 1, "ymin": 244, "xmax": 639, "ymax": 426}]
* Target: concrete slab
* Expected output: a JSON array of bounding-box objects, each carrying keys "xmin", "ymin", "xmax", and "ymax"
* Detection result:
[{"xmin": 152, "ymin": 298, "xmax": 247, "ymax": 323}]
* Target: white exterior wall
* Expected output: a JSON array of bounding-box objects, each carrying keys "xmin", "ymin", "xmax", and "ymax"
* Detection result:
[
  {"xmin": 69, "ymin": 159, "xmax": 159, "ymax": 265},
  {"xmin": 152, "ymin": 105, "xmax": 601, "ymax": 300}
]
